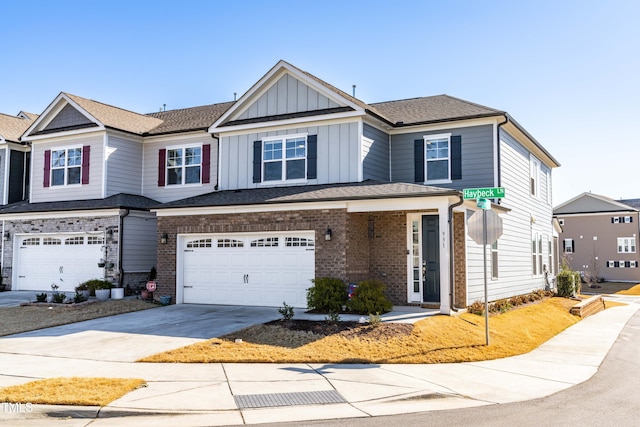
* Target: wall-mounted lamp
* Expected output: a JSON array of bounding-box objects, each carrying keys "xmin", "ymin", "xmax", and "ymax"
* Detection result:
[
  {"xmin": 106, "ymin": 228, "xmax": 114, "ymax": 241},
  {"xmin": 324, "ymin": 227, "xmax": 332, "ymax": 241},
  {"xmin": 160, "ymin": 232, "xmax": 168, "ymax": 244},
  {"xmin": 3, "ymin": 231, "xmax": 10, "ymax": 241}
]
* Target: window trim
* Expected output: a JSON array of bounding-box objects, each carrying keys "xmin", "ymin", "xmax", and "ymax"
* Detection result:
[
  {"xmin": 423, "ymin": 133, "xmax": 452, "ymax": 184},
  {"xmin": 564, "ymin": 238, "xmax": 574, "ymax": 254},
  {"xmin": 530, "ymin": 155, "xmax": 541, "ymax": 198},
  {"xmin": 49, "ymin": 145, "xmax": 83, "ymax": 187},
  {"xmin": 617, "ymin": 237, "xmax": 636, "ymax": 254},
  {"xmin": 165, "ymin": 144, "xmax": 203, "ymax": 187},
  {"xmin": 261, "ymin": 133, "xmax": 308, "ymax": 183}
]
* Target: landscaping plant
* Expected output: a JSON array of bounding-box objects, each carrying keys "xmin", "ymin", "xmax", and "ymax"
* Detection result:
[
  {"xmin": 347, "ymin": 279, "xmax": 393, "ymax": 314},
  {"xmin": 278, "ymin": 302, "xmax": 294, "ymax": 320},
  {"xmin": 306, "ymin": 277, "xmax": 348, "ymax": 313}
]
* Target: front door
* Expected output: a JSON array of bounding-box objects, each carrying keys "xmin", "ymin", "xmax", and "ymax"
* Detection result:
[{"xmin": 422, "ymin": 215, "xmax": 440, "ymax": 302}]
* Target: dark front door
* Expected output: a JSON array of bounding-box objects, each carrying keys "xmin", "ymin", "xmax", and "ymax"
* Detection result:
[{"xmin": 422, "ymin": 215, "xmax": 440, "ymax": 302}]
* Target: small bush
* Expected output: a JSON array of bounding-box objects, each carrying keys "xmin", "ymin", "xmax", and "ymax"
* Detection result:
[
  {"xmin": 557, "ymin": 270, "xmax": 578, "ymax": 297},
  {"xmin": 79, "ymin": 279, "xmax": 114, "ymax": 296},
  {"xmin": 278, "ymin": 302, "xmax": 294, "ymax": 320},
  {"xmin": 368, "ymin": 312, "xmax": 382, "ymax": 326},
  {"xmin": 490, "ymin": 299, "xmax": 511, "ymax": 313},
  {"xmin": 306, "ymin": 277, "xmax": 348, "ymax": 313},
  {"xmin": 52, "ymin": 293, "xmax": 66, "ymax": 304},
  {"xmin": 35, "ymin": 293, "xmax": 47, "ymax": 303},
  {"xmin": 347, "ymin": 279, "xmax": 393, "ymax": 314},
  {"xmin": 325, "ymin": 311, "xmax": 341, "ymax": 324},
  {"xmin": 468, "ymin": 300, "xmax": 484, "ymax": 315},
  {"xmin": 73, "ymin": 292, "xmax": 88, "ymax": 303}
]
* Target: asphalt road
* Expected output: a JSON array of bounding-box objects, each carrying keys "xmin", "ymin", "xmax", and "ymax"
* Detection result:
[{"xmin": 261, "ymin": 306, "xmax": 640, "ymax": 427}]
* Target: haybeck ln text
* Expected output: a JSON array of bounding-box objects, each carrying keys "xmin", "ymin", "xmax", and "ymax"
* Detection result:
[{"xmin": 463, "ymin": 187, "xmax": 506, "ymax": 200}]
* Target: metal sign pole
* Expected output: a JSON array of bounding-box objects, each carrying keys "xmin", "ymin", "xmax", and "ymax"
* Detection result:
[{"xmin": 483, "ymin": 209, "xmax": 489, "ymax": 346}]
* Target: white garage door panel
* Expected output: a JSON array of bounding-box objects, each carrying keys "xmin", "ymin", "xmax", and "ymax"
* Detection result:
[
  {"xmin": 182, "ymin": 232, "xmax": 315, "ymax": 307},
  {"xmin": 16, "ymin": 234, "xmax": 104, "ymax": 292}
]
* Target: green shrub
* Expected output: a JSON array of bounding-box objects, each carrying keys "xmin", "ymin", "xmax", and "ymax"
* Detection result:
[
  {"xmin": 79, "ymin": 279, "xmax": 114, "ymax": 296},
  {"xmin": 73, "ymin": 292, "xmax": 88, "ymax": 303},
  {"xmin": 278, "ymin": 301, "xmax": 294, "ymax": 320},
  {"xmin": 52, "ymin": 293, "xmax": 66, "ymax": 304},
  {"xmin": 35, "ymin": 292, "xmax": 47, "ymax": 303},
  {"xmin": 306, "ymin": 277, "xmax": 348, "ymax": 313},
  {"xmin": 557, "ymin": 270, "xmax": 578, "ymax": 297},
  {"xmin": 347, "ymin": 279, "xmax": 393, "ymax": 315}
]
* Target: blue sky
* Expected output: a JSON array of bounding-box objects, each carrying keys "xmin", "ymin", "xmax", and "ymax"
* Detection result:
[{"xmin": 1, "ymin": 0, "xmax": 638, "ymax": 205}]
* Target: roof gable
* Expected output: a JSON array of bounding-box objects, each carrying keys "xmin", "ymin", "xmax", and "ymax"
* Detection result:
[
  {"xmin": 0, "ymin": 112, "xmax": 37, "ymax": 143},
  {"xmin": 554, "ymin": 192, "xmax": 638, "ymax": 214}
]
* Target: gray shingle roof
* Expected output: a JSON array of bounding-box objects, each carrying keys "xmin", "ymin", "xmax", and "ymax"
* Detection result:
[
  {"xmin": 0, "ymin": 112, "xmax": 37, "ymax": 143},
  {"xmin": 146, "ymin": 102, "xmax": 234, "ymax": 135},
  {"xmin": 0, "ymin": 193, "xmax": 159, "ymax": 215},
  {"xmin": 618, "ymin": 199, "xmax": 640, "ymax": 209},
  {"xmin": 157, "ymin": 180, "xmax": 459, "ymax": 209}
]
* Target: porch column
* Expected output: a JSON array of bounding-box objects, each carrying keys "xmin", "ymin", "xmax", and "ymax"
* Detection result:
[{"xmin": 438, "ymin": 205, "xmax": 451, "ymax": 314}]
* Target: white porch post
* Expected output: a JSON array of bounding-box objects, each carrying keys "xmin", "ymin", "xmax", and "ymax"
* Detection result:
[{"xmin": 438, "ymin": 205, "xmax": 451, "ymax": 314}]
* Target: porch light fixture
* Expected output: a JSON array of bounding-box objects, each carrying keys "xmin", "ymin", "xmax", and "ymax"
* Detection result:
[
  {"xmin": 161, "ymin": 232, "xmax": 168, "ymax": 244},
  {"xmin": 3, "ymin": 231, "xmax": 9, "ymax": 241},
  {"xmin": 324, "ymin": 227, "xmax": 332, "ymax": 241},
  {"xmin": 106, "ymin": 228, "xmax": 114, "ymax": 241}
]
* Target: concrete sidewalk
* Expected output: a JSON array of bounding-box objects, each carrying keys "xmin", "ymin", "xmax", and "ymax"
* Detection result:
[{"xmin": 0, "ymin": 295, "xmax": 638, "ymax": 426}]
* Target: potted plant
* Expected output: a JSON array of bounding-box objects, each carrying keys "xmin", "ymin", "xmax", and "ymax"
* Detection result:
[
  {"xmin": 97, "ymin": 259, "xmax": 106, "ymax": 268},
  {"xmin": 111, "ymin": 283, "xmax": 124, "ymax": 300},
  {"xmin": 92, "ymin": 280, "xmax": 113, "ymax": 300},
  {"xmin": 75, "ymin": 283, "xmax": 90, "ymax": 299}
]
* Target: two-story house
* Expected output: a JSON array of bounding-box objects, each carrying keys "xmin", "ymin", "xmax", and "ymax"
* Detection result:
[
  {"xmin": 554, "ymin": 192, "xmax": 640, "ymax": 282},
  {"xmin": 152, "ymin": 61, "xmax": 560, "ymax": 314}
]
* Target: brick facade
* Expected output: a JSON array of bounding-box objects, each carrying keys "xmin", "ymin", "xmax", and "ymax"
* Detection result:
[{"xmin": 453, "ymin": 211, "xmax": 467, "ymax": 307}]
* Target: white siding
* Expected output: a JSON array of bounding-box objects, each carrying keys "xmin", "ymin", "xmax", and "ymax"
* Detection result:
[
  {"xmin": 238, "ymin": 74, "xmax": 339, "ymax": 120},
  {"xmin": 142, "ymin": 134, "xmax": 218, "ymax": 203},
  {"xmin": 122, "ymin": 212, "xmax": 157, "ymax": 272},
  {"xmin": 105, "ymin": 135, "xmax": 143, "ymax": 196},
  {"xmin": 219, "ymin": 122, "xmax": 359, "ymax": 190},
  {"xmin": 30, "ymin": 134, "xmax": 104, "ymax": 203},
  {"xmin": 466, "ymin": 129, "xmax": 554, "ymax": 303}
]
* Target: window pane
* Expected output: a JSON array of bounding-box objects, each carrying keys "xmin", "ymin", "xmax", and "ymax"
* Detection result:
[
  {"xmin": 286, "ymin": 159, "xmax": 305, "ymax": 179},
  {"xmin": 67, "ymin": 167, "xmax": 81, "ymax": 184},
  {"xmin": 185, "ymin": 147, "xmax": 201, "ymax": 165},
  {"xmin": 167, "ymin": 168, "xmax": 181, "ymax": 185},
  {"xmin": 264, "ymin": 141, "xmax": 282, "ymax": 161},
  {"xmin": 52, "ymin": 150, "xmax": 66, "ymax": 167},
  {"xmin": 167, "ymin": 149, "xmax": 182, "ymax": 166},
  {"xmin": 286, "ymin": 138, "xmax": 306, "ymax": 158},
  {"xmin": 68, "ymin": 148, "xmax": 82, "ymax": 166},
  {"xmin": 426, "ymin": 160, "xmax": 448, "ymax": 180},
  {"xmin": 264, "ymin": 162, "xmax": 282, "ymax": 181},
  {"xmin": 185, "ymin": 166, "xmax": 201, "ymax": 184},
  {"xmin": 52, "ymin": 169, "xmax": 65, "ymax": 186}
]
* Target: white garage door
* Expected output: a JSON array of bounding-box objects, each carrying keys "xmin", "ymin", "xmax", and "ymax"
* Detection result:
[
  {"xmin": 182, "ymin": 232, "xmax": 315, "ymax": 307},
  {"xmin": 15, "ymin": 233, "xmax": 105, "ymax": 292}
]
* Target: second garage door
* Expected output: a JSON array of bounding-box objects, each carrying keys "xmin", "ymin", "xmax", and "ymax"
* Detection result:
[{"xmin": 181, "ymin": 232, "xmax": 315, "ymax": 307}]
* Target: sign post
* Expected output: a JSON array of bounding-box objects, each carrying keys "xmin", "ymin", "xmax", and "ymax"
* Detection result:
[{"xmin": 464, "ymin": 188, "xmax": 505, "ymax": 346}]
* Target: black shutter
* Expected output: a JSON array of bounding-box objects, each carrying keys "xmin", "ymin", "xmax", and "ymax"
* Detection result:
[
  {"xmin": 252, "ymin": 140, "xmax": 262, "ymax": 183},
  {"xmin": 451, "ymin": 135, "xmax": 462, "ymax": 180},
  {"xmin": 562, "ymin": 240, "xmax": 566, "ymax": 252},
  {"xmin": 572, "ymin": 239, "xmax": 575, "ymax": 253},
  {"xmin": 414, "ymin": 139, "xmax": 424, "ymax": 183},
  {"xmin": 307, "ymin": 134, "xmax": 317, "ymax": 179}
]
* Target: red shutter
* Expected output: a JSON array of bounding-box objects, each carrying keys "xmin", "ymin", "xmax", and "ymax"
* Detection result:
[
  {"xmin": 158, "ymin": 149, "xmax": 166, "ymax": 187},
  {"xmin": 43, "ymin": 150, "xmax": 51, "ymax": 187},
  {"xmin": 202, "ymin": 144, "xmax": 211, "ymax": 184},
  {"xmin": 81, "ymin": 145, "xmax": 90, "ymax": 184}
]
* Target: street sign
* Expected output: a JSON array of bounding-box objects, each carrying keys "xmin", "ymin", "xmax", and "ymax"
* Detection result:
[
  {"xmin": 463, "ymin": 187, "xmax": 505, "ymax": 200},
  {"xmin": 468, "ymin": 210, "xmax": 503, "ymax": 245}
]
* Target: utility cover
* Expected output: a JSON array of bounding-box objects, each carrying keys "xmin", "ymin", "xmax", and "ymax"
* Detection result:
[{"xmin": 468, "ymin": 210, "xmax": 503, "ymax": 245}]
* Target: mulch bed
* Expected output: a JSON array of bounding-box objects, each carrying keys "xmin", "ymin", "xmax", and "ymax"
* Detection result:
[{"xmin": 265, "ymin": 319, "xmax": 413, "ymax": 340}]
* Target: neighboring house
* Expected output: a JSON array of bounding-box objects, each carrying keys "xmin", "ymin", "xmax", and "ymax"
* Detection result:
[
  {"xmin": 0, "ymin": 94, "xmax": 231, "ymax": 292},
  {"xmin": 0, "ymin": 111, "xmax": 36, "ymax": 205},
  {"xmin": 152, "ymin": 60, "xmax": 560, "ymax": 313},
  {"xmin": 554, "ymin": 192, "xmax": 640, "ymax": 282}
]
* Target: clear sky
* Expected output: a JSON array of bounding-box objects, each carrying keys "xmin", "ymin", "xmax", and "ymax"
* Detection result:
[{"xmin": 1, "ymin": 0, "xmax": 638, "ymax": 206}]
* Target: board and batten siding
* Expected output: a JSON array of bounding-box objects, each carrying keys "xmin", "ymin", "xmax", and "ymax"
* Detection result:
[
  {"xmin": 142, "ymin": 135, "xmax": 218, "ymax": 203},
  {"xmin": 390, "ymin": 125, "xmax": 494, "ymax": 190},
  {"xmin": 466, "ymin": 129, "xmax": 554, "ymax": 303},
  {"xmin": 105, "ymin": 135, "xmax": 143, "ymax": 197},
  {"xmin": 122, "ymin": 212, "xmax": 157, "ymax": 272},
  {"xmin": 237, "ymin": 74, "xmax": 340, "ymax": 120},
  {"xmin": 30, "ymin": 135, "xmax": 104, "ymax": 203},
  {"xmin": 363, "ymin": 124, "xmax": 390, "ymax": 182},
  {"xmin": 220, "ymin": 122, "xmax": 359, "ymax": 190}
]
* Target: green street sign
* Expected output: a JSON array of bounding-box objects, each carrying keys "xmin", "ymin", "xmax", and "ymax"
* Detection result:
[{"xmin": 463, "ymin": 187, "xmax": 505, "ymax": 200}]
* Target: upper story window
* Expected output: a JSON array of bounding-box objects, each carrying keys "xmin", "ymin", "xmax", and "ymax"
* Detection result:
[
  {"xmin": 44, "ymin": 146, "xmax": 90, "ymax": 188},
  {"xmin": 263, "ymin": 135, "xmax": 307, "ymax": 182},
  {"xmin": 167, "ymin": 146, "xmax": 201, "ymax": 185},
  {"xmin": 617, "ymin": 237, "xmax": 636, "ymax": 253},
  {"xmin": 530, "ymin": 155, "xmax": 541, "ymax": 197},
  {"xmin": 425, "ymin": 134, "xmax": 450, "ymax": 183}
]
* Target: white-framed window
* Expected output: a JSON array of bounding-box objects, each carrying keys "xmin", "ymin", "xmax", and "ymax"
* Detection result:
[
  {"xmin": 43, "ymin": 237, "xmax": 61, "ymax": 245},
  {"xmin": 285, "ymin": 237, "xmax": 315, "ymax": 247},
  {"xmin": 424, "ymin": 133, "xmax": 451, "ymax": 183},
  {"xmin": 491, "ymin": 240, "xmax": 499, "ymax": 279},
  {"xmin": 564, "ymin": 238, "xmax": 574, "ymax": 253},
  {"xmin": 65, "ymin": 236, "xmax": 84, "ymax": 245},
  {"xmin": 186, "ymin": 239, "xmax": 212, "ymax": 248},
  {"xmin": 530, "ymin": 155, "xmax": 541, "ymax": 197},
  {"xmin": 548, "ymin": 237, "xmax": 554, "ymax": 275},
  {"xmin": 617, "ymin": 237, "xmax": 636, "ymax": 253},
  {"xmin": 87, "ymin": 236, "xmax": 104, "ymax": 245},
  {"xmin": 546, "ymin": 170, "xmax": 552, "ymax": 205},
  {"xmin": 251, "ymin": 237, "xmax": 279, "ymax": 247},
  {"xmin": 217, "ymin": 239, "xmax": 244, "ymax": 248},
  {"xmin": 532, "ymin": 232, "xmax": 543, "ymax": 275},
  {"xmin": 22, "ymin": 237, "xmax": 40, "ymax": 246},
  {"xmin": 262, "ymin": 134, "xmax": 307, "ymax": 182},
  {"xmin": 51, "ymin": 147, "xmax": 82, "ymax": 186},
  {"xmin": 166, "ymin": 145, "xmax": 202, "ymax": 185}
]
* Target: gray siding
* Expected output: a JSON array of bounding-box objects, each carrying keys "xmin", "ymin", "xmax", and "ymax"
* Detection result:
[
  {"xmin": 105, "ymin": 135, "xmax": 143, "ymax": 196},
  {"xmin": 122, "ymin": 212, "xmax": 157, "ymax": 272},
  {"xmin": 142, "ymin": 134, "xmax": 218, "ymax": 203},
  {"xmin": 466, "ymin": 129, "xmax": 555, "ymax": 303},
  {"xmin": 220, "ymin": 122, "xmax": 359, "ymax": 190},
  {"xmin": 390, "ymin": 125, "xmax": 494, "ymax": 189},
  {"xmin": 0, "ymin": 148, "xmax": 5, "ymax": 204},
  {"xmin": 31, "ymin": 134, "xmax": 104, "ymax": 203},
  {"xmin": 44, "ymin": 104, "xmax": 93, "ymax": 131},
  {"xmin": 363, "ymin": 124, "xmax": 390, "ymax": 182},
  {"xmin": 238, "ymin": 74, "xmax": 339, "ymax": 120}
]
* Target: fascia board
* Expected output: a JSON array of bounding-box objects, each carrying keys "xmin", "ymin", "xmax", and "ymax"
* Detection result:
[
  {"xmin": 143, "ymin": 130, "xmax": 210, "ymax": 144},
  {"xmin": 28, "ymin": 129, "xmax": 106, "ymax": 144},
  {"xmin": 210, "ymin": 111, "xmax": 365, "ymax": 135},
  {"xmin": 387, "ymin": 117, "xmax": 499, "ymax": 135},
  {"xmin": 0, "ymin": 208, "xmax": 121, "ymax": 221},
  {"xmin": 154, "ymin": 201, "xmax": 349, "ymax": 217}
]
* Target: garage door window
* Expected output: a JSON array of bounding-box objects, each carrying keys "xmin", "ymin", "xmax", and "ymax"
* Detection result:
[
  {"xmin": 65, "ymin": 237, "xmax": 84, "ymax": 245},
  {"xmin": 251, "ymin": 237, "xmax": 279, "ymax": 247},
  {"xmin": 187, "ymin": 239, "xmax": 213, "ymax": 248},
  {"xmin": 285, "ymin": 237, "xmax": 314, "ymax": 247},
  {"xmin": 87, "ymin": 236, "xmax": 104, "ymax": 245},
  {"xmin": 23, "ymin": 238, "xmax": 40, "ymax": 246},
  {"xmin": 218, "ymin": 239, "xmax": 244, "ymax": 248},
  {"xmin": 43, "ymin": 237, "xmax": 61, "ymax": 245}
]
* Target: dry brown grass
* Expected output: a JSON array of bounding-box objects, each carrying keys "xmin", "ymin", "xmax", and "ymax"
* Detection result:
[
  {"xmin": 140, "ymin": 297, "xmax": 582, "ymax": 364},
  {"xmin": 617, "ymin": 283, "xmax": 640, "ymax": 295},
  {"xmin": 0, "ymin": 377, "xmax": 145, "ymax": 406},
  {"xmin": 0, "ymin": 299, "xmax": 156, "ymax": 337}
]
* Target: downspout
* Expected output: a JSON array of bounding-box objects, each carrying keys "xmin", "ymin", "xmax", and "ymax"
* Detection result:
[
  {"xmin": 448, "ymin": 193, "xmax": 464, "ymax": 311},
  {"xmin": 212, "ymin": 133, "xmax": 220, "ymax": 190},
  {"xmin": 118, "ymin": 209, "xmax": 131, "ymax": 287},
  {"xmin": 496, "ymin": 115, "xmax": 509, "ymax": 188}
]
